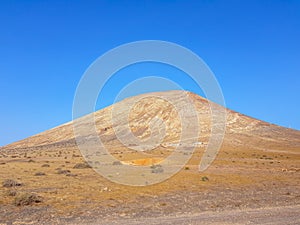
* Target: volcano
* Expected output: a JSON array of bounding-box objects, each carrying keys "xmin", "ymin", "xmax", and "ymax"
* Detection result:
[{"xmin": 1, "ymin": 90, "xmax": 299, "ymax": 224}]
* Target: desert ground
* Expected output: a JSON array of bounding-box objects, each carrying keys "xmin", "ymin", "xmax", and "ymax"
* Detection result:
[{"xmin": 0, "ymin": 91, "xmax": 299, "ymax": 224}]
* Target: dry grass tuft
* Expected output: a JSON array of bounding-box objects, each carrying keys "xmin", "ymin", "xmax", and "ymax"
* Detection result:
[
  {"xmin": 13, "ymin": 193, "xmax": 42, "ymax": 206},
  {"xmin": 201, "ymin": 176, "xmax": 209, "ymax": 182},
  {"xmin": 6, "ymin": 189, "xmax": 17, "ymax": 196},
  {"xmin": 34, "ymin": 172, "xmax": 46, "ymax": 176},
  {"xmin": 73, "ymin": 162, "xmax": 91, "ymax": 169},
  {"xmin": 56, "ymin": 169, "xmax": 71, "ymax": 175},
  {"xmin": 41, "ymin": 164, "xmax": 50, "ymax": 167},
  {"xmin": 2, "ymin": 179, "xmax": 22, "ymax": 187}
]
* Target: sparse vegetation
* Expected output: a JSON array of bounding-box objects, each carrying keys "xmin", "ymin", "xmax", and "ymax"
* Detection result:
[
  {"xmin": 13, "ymin": 193, "xmax": 42, "ymax": 206},
  {"xmin": 6, "ymin": 189, "xmax": 17, "ymax": 196},
  {"xmin": 34, "ymin": 172, "xmax": 46, "ymax": 176},
  {"xmin": 56, "ymin": 169, "xmax": 71, "ymax": 175},
  {"xmin": 41, "ymin": 164, "xmax": 50, "ymax": 167},
  {"xmin": 0, "ymin": 90, "xmax": 299, "ymax": 223},
  {"xmin": 201, "ymin": 176, "xmax": 209, "ymax": 182},
  {"xmin": 2, "ymin": 179, "xmax": 22, "ymax": 187},
  {"xmin": 66, "ymin": 173, "xmax": 77, "ymax": 177},
  {"xmin": 73, "ymin": 162, "xmax": 91, "ymax": 169}
]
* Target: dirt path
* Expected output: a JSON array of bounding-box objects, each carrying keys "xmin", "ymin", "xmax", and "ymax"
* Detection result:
[{"xmin": 95, "ymin": 205, "xmax": 300, "ymax": 225}]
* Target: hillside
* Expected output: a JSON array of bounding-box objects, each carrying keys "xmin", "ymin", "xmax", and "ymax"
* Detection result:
[{"xmin": 0, "ymin": 90, "xmax": 300, "ymax": 224}]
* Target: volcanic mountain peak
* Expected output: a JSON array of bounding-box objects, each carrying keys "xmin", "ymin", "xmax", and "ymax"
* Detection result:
[{"xmin": 2, "ymin": 90, "xmax": 300, "ymax": 153}]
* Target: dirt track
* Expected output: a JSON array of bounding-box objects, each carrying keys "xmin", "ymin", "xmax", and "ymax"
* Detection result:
[{"xmin": 95, "ymin": 205, "xmax": 300, "ymax": 225}]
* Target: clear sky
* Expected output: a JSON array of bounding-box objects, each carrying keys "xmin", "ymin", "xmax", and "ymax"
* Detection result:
[{"xmin": 1, "ymin": 0, "xmax": 299, "ymax": 146}]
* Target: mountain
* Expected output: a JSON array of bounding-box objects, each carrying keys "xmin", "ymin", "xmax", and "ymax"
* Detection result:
[
  {"xmin": 3, "ymin": 90, "xmax": 299, "ymax": 151},
  {"xmin": 0, "ymin": 90, "xmax": 299, "ymax": 224}
]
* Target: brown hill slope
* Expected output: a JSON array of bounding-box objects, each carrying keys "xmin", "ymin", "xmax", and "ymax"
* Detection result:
[
  {"xmin": 3, "ymin": 90, "xmax": 300, "ymax": 151},
  {"xmin": 0, "ymin": 90, "xmax": 299, "ymax": 224}
]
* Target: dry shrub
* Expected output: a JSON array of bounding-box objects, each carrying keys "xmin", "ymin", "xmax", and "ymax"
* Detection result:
[
  {"xmin": 7, "ymin": 189, "xmax": 17, "ymax": 196},
  {"xmin": 41, "ymin": 164, "xmax": 50, "ymax": 167},
  {"xmin": 73, "ymin": 162, "xmax": 91, "ymax": 169},
  {"xmin": 2, "ymin": 179, "xmax": 22, "ymax": 188},
  {"xmin": 201, "ymin": 176, "xmax": 209, "ymax": 182},
  {"xmin": 34, "ymin": 172, "xmax": 46, "ymax": 176},
  {"xmin": 13, "ymin": 193, "xmax": 42, "ymax": 206},
  {"xmin": 56, "ymin": 169, "xmax": 71, "ymax": 174}
]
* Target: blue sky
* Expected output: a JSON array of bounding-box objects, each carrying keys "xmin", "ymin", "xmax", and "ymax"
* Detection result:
[{"xmin": 1, "ymin": 0, "xmax": 299, "ymax": 146}]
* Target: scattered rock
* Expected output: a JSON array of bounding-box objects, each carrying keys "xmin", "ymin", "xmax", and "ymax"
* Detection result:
[
  {"xmin": 151, "ymin": 165, "xmax": 164, "ymax": 174},
  {"xmin": 112, "ymin": 161, "xmax": 122, "ymax": 165},
  {"xmin": 101, "ymin": 187, "xmax": 111, "ymax": 192},
  {"xmin": 119, "ymin": 213, "xmax": 127, "ymax": 217}
]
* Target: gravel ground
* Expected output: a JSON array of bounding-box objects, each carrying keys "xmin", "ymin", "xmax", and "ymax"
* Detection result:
[
  {"xmin": 1, "ymin": 183, "xmax": 299, "ymax": 225},
  {"xmin": 95, "ymin": 205, "xmax": 300, "ymax": 225}
]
